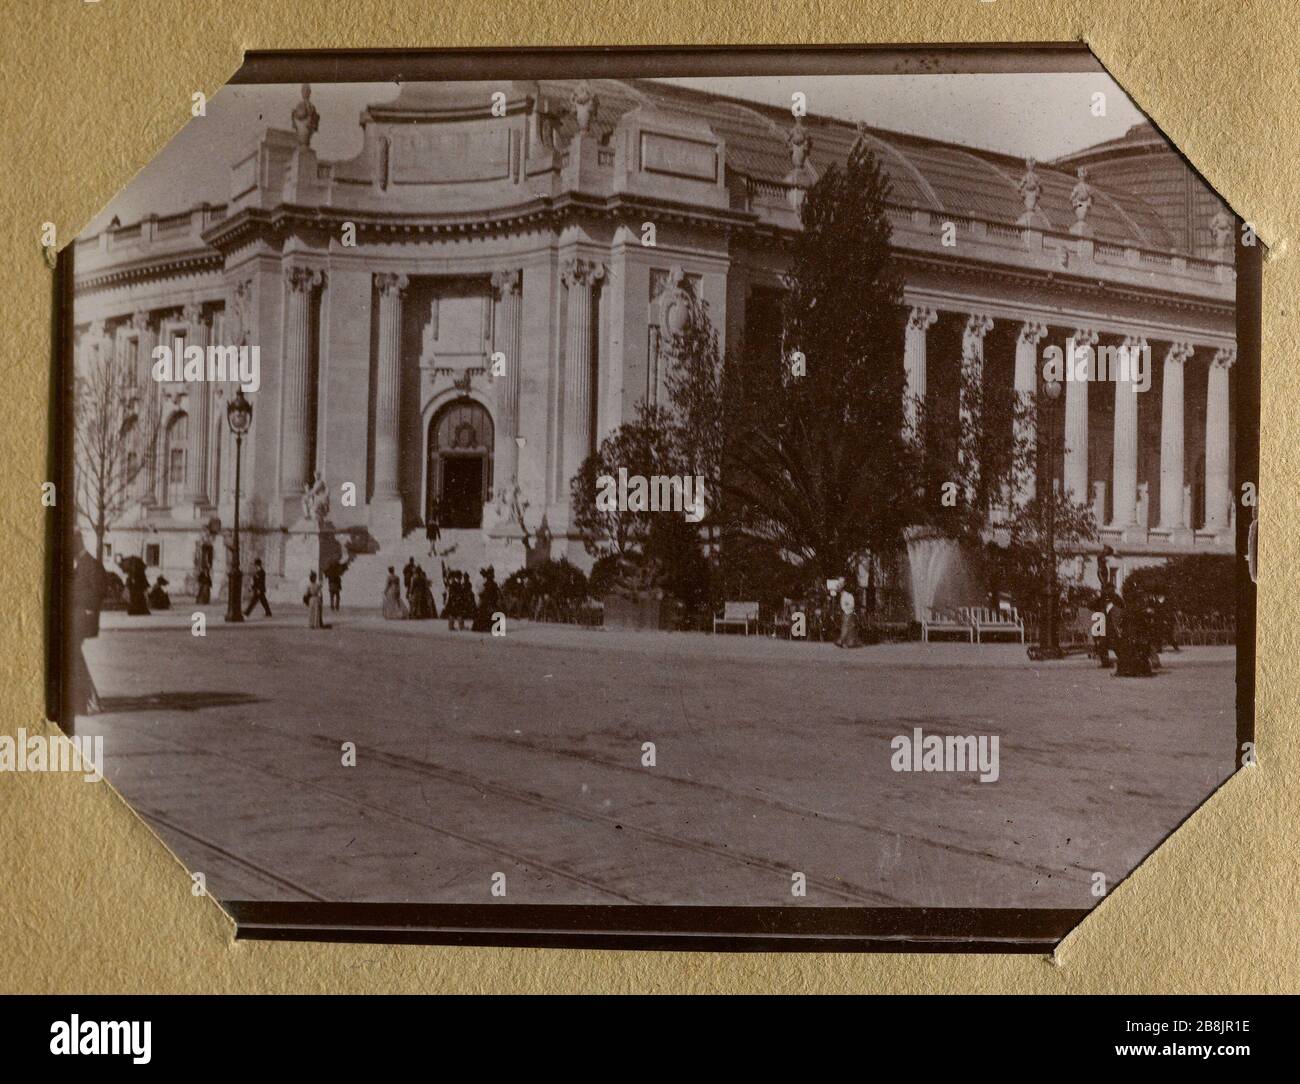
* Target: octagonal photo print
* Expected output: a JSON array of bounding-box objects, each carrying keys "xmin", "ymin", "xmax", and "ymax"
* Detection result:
[{"xmin": 56, "ymin": 46, "xmax": 1258, "ymax": 950}]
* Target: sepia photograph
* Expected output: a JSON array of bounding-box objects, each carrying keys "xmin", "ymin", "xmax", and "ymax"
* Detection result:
[{"xmin": 56, "ymin": 49, "xmax": 1256, "ymax": 949}]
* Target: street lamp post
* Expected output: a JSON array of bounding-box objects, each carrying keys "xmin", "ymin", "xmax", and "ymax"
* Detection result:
[
  {"xmin": 1039, "ymin": 378, "xmax": 1065, "ymax": 659},
  {"xmin": 223, "ymin": 389, "xmax": 253, "ymax": 623}
]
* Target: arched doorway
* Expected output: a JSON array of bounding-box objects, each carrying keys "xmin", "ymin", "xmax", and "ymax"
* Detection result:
[{"xmin": 426, "ymin": 399, "xmax": 493, "ymax": 529}]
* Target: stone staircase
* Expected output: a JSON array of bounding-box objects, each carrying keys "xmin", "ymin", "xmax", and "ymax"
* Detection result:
[{"xmin": 340, "ymin": 527, "xmax": 495, "ymax": 611}]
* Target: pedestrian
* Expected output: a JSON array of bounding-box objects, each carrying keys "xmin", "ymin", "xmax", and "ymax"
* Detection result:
[
  {"xmin": 1094, "ymin": 584, "xmax": 1119, "ymax": 668},
  {"xmin": 244, "ymin": 558, "xmax": 273, "ymax": 617},
  {"xmin": 69, "ymin": 536, "xmax": 102, "ymax": 723},
  {"xmin": 382, "ymin": 566, "xmax": 407, "ymax": 620},
  {"xmin": 835, "ymin": 575, "xmax": 862, "ymax": 649},
  {"xmin": 195, "ymin": 565, "xmax": 212, "ymax": 605},
  {"xmin": 426, "ymin": 510, "xmax": 441, "ymax": 557},
  {"xmin": 1114, "ymin": 588, "xmax": 1155, "ymax": 677},
  {"xmin": 472, "ymin": 566, "xmax": 501, "ymax": 632},
  {"xmin": 403, "ymin": 557, "xmax": 416, "ymax": 596},
  {"xmin": 325, "ymin": 557, "xmax": 350, "ymax": 612},
  {"xmin": 119, "ymin": 555, "xmax": 150, "ymax": 616},
  {"xmin": 146, "ymin": 575, "xmax": 172, "ymax": 611},
  {"xmin": 304, "ymin": 570, "xmax": 326, "ymax": 629}
]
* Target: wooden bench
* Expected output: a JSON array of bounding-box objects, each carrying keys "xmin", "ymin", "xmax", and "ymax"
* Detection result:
[
  {"xmin": 922, "ymin": 607, "xmax": 974, "ymax": 643},
  {"xmin": 714, "ymin": 600, "xmax": 760, "ymax": 635},
  {"xmin": 971, "ymin": 606, "xmax": 1025, "ymax": 643}
]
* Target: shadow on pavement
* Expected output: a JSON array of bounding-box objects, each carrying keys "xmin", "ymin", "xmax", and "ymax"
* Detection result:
[{"xmin": 97, "ymin": 692, "xmax": 263, "ymax": 715}]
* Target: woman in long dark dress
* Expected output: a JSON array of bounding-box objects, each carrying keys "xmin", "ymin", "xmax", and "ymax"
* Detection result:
[
  {"xmin": 472, "ymin": 566, "xmax": 501, "ymax": 632},
  {"xmin": 119, "ymin": 556, "xmax": 150, "ymax": 616}
]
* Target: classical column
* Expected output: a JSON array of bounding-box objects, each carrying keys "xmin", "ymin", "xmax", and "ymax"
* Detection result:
[
  {"xmin": 1158, "ymin": 342, "xmax": 1193, "ymax": 530},
  {"xmin": 959, "ymin": 314, "xmax": 994, "ymax": 502},
  {"xmin": 131, "ymin": 310, "xmax": 158, "ymax": 504},
  {"xmin": 280, "ymin": 267, "xmax": 323, "ymax": 498},
  {"xmin": 1109, "ymin": 335, "xmax": 1145, "ymax": 528},
  {"xmin": 1014, "ymin": 321, "xmax": 1047, "ymax": 504},
  {"xmin": 182, "ymin": 302, "xmax": 211, "ymax": 505},
  {"xmin": 903, "ymin": 305, "xmax": 937, "ymax": 436},
  {"xmin": 371, "ymin": 273, "xmax": 408, "ymax": 506},
  {"xmin": 1064, "ymin": 328, "xmax": 1098, "ymax": 501},
  {"xmin": 1204, "ymin": 344, "xmax": 1236, "ymax": 532},
  {"xmin": 491, "ymin": 268, "xmax": 523, "ymax": 482},
  {"xmin": 561, "ymin": 258, "xmax": 604, "ymax": 488}
]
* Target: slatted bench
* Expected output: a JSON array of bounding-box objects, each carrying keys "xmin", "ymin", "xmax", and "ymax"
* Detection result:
[
  {"xmin": 971, "ymin": 606, "xmax": 1025, "ymax": 643},
  {"xmin": 922, "ymin": 607, "xmax": 975, "ymax": 643},
  {"xmin": 714, "ymin": 600, "xmax": 760, "ymax": 635}
]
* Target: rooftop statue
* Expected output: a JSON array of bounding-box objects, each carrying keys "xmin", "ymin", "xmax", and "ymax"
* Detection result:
[
  {"xmin": 1069, "ymin": 167, "xmax": 1095, "ymax": 237},
  {"xmin": 570, "ymin": 80, "xmax": 598, "ymax": 135},
  {"xmin": 1070, "ymin": 167, "xmax": 1093, "ymax": 223},
  {"xmin": 1210, "ymin": 209, "xmax": 1234, "ymax": 257},
  {"xmin": 291, "ymin": 84, "xmax": 320, "ymax": 147},
  {"xmin": 788, "ymin": 116, "xmax": 813, "ymax": 171},
  {"xmin": 1018, "ymin": 157, "xmax": 1042, "ymax": 213}
]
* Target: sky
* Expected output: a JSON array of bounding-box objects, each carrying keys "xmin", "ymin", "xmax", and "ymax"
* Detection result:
[{"xmin": 87, "ymin": 73, "xmax": 1148, "ymax": 234}]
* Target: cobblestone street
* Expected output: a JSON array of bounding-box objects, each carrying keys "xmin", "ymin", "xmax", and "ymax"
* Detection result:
[{"xmin": 77, "ymin": 609, "xmax": 1236, "ymax": 910}]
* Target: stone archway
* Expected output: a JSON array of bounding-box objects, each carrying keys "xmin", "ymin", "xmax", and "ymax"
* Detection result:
[{"xmin": 426, "ymin": 398, "xmax": 494, "ymax": 529}]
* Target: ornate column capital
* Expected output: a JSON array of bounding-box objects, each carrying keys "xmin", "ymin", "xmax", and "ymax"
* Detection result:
[
  {"xmin": 1120, "ymin": 334, "xmax": 1148, "ymax": 355},
  {"xmin": 907, "ymin": 305, "xmax": 938, "ymax": 332},
  {"xmin": 1164, "ymin": 341, "xmax": 1194, "ymax": 366},
  {"xmin": 1071, "ymin": 327, "xmax": 1099, "ymax": 348},
  {"xmin": 375, "ymin": 271, "xmax": 409, "ymax": 297},
  {"xmin": 491, "ymin": 268, "xmax": 522, "ymax": 298},
  {"xmin": 1017, "ymin": 320, "xmax": 1048, "ymax": 347},
  {"xmin": 962, "ymin": 313, "xmax": 994, "ymax": 353},
  {"xmin": 561, "ymin": 258, "xmax": 606, "ymax": 289},
  {"xmin": 1212, "ymin": 344, "xmax": 1238, "ymax": 371},
  {"xmin": 181, "ymin": 301, "xmax": 211, "ymax": 329},
  {"xmin": 286, "ymin": 266, "xmax": 325, "ymax": 293},
  {"xmin": 130, "ymin": 309, "xmax": 155, "ymax": 333}
]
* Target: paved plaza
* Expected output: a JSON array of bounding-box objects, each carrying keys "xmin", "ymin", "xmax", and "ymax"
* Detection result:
[{"xmin": 76, "ymin": 609, "xmax": 1237, "ymax": 909}]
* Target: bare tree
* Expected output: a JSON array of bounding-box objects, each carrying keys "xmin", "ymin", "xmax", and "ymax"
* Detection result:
[{"xmin": 73, "ymin": 335, "xmax": 160, "ymax": 564}]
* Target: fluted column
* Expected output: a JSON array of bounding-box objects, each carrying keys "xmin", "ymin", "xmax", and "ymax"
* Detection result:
[
  {"xmin": 561, "ymin": 258, "xmax": 604, "ymax": 488},
  {"xmin": 182, "ymin": 302, "xmax": 212, "ymax": 505},
  {"xmin": 1158, "ymin": 341, "xmax": 1193, "ymax": 530},
  {"xmin": 903, "ymin": 305, "xmax": 937, "ymax": 436},
  {"xmin": 1014, "ymin": 321, "xmax": 1047, "ymax": 504},
  {"xmin": 1109, "ymin": 335, "xmax": 1146, "ymax": 528},
  {"xmin": 1204, "ymin": 344, "xmax": 1236, "ymax": 531},
  {"xmin": 373, "ymin": 272, "xmax": 408, "ymax": 502},
  {"xmin": 280, "ymin": 267, "xmax": 323, "ymax": 497},
  {"xmin": 959, "ymin": 313, "xmax": 994, "ymax": 502},
  {"xmin": 131, "ymin": 311, "xmax": 158, "ymax": 504},
  {"xmin": 492, "ymin": 268, "xmax": 523, "ymax": 482},
  {"xmin": 1064, "ymin": 328, "xmax": 1098, "ymax": 501}
]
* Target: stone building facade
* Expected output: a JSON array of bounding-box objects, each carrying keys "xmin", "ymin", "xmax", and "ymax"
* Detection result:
[{"xmin": 72, "ymin": 79, "xmax": 1238, "ymax": 606}]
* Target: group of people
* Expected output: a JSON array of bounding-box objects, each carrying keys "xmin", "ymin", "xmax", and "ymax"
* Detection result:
[
  {"xmin": 1093, "ymin": 583, "xmax": 1178, "ymax": 677},
  {"xmin": 382, "ymin": 559, "xmax": 501, "ymax": 632},
  {"xmin": 115, "ymin": 555, "xmax": 171, "ymax": 615}
]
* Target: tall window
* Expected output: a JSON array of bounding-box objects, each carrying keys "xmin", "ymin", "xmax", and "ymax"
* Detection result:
[{"xmin": 164, "ymin": 412, "xmax": 188, "ymax": 503}]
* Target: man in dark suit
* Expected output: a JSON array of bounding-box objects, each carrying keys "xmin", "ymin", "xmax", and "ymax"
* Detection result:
[{"xmin": 244, "ymin": 558, "xmax": 273, "ymax": 617}]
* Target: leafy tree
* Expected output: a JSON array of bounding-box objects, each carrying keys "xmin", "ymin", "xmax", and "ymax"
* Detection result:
[{"xmin": 718, "ymin": 135, "xmax": 914, "ymax": 584}]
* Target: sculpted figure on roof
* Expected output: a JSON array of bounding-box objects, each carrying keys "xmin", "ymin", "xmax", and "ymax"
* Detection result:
[
  {"xmin": 291, "ymin": 84, "xmax": 320, "ymax": 147},
  {"xmin": 1018, "ymin": 157, "xmax": 1042, "ymax": 214},
  {"xmin": 788, "ymin": 116, "xmax": 812, "ymax": 170},
  {"xmin": 571, "ymin": 80, "xmax": 598, "ymax": 134},
  {"xmin": 1210, "ymin": 209, "xmax": 1234, "ymax": 257},
  {"xmin": 1070, "ymin": 167, "xmax": 1093, "ymax": 224}
]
